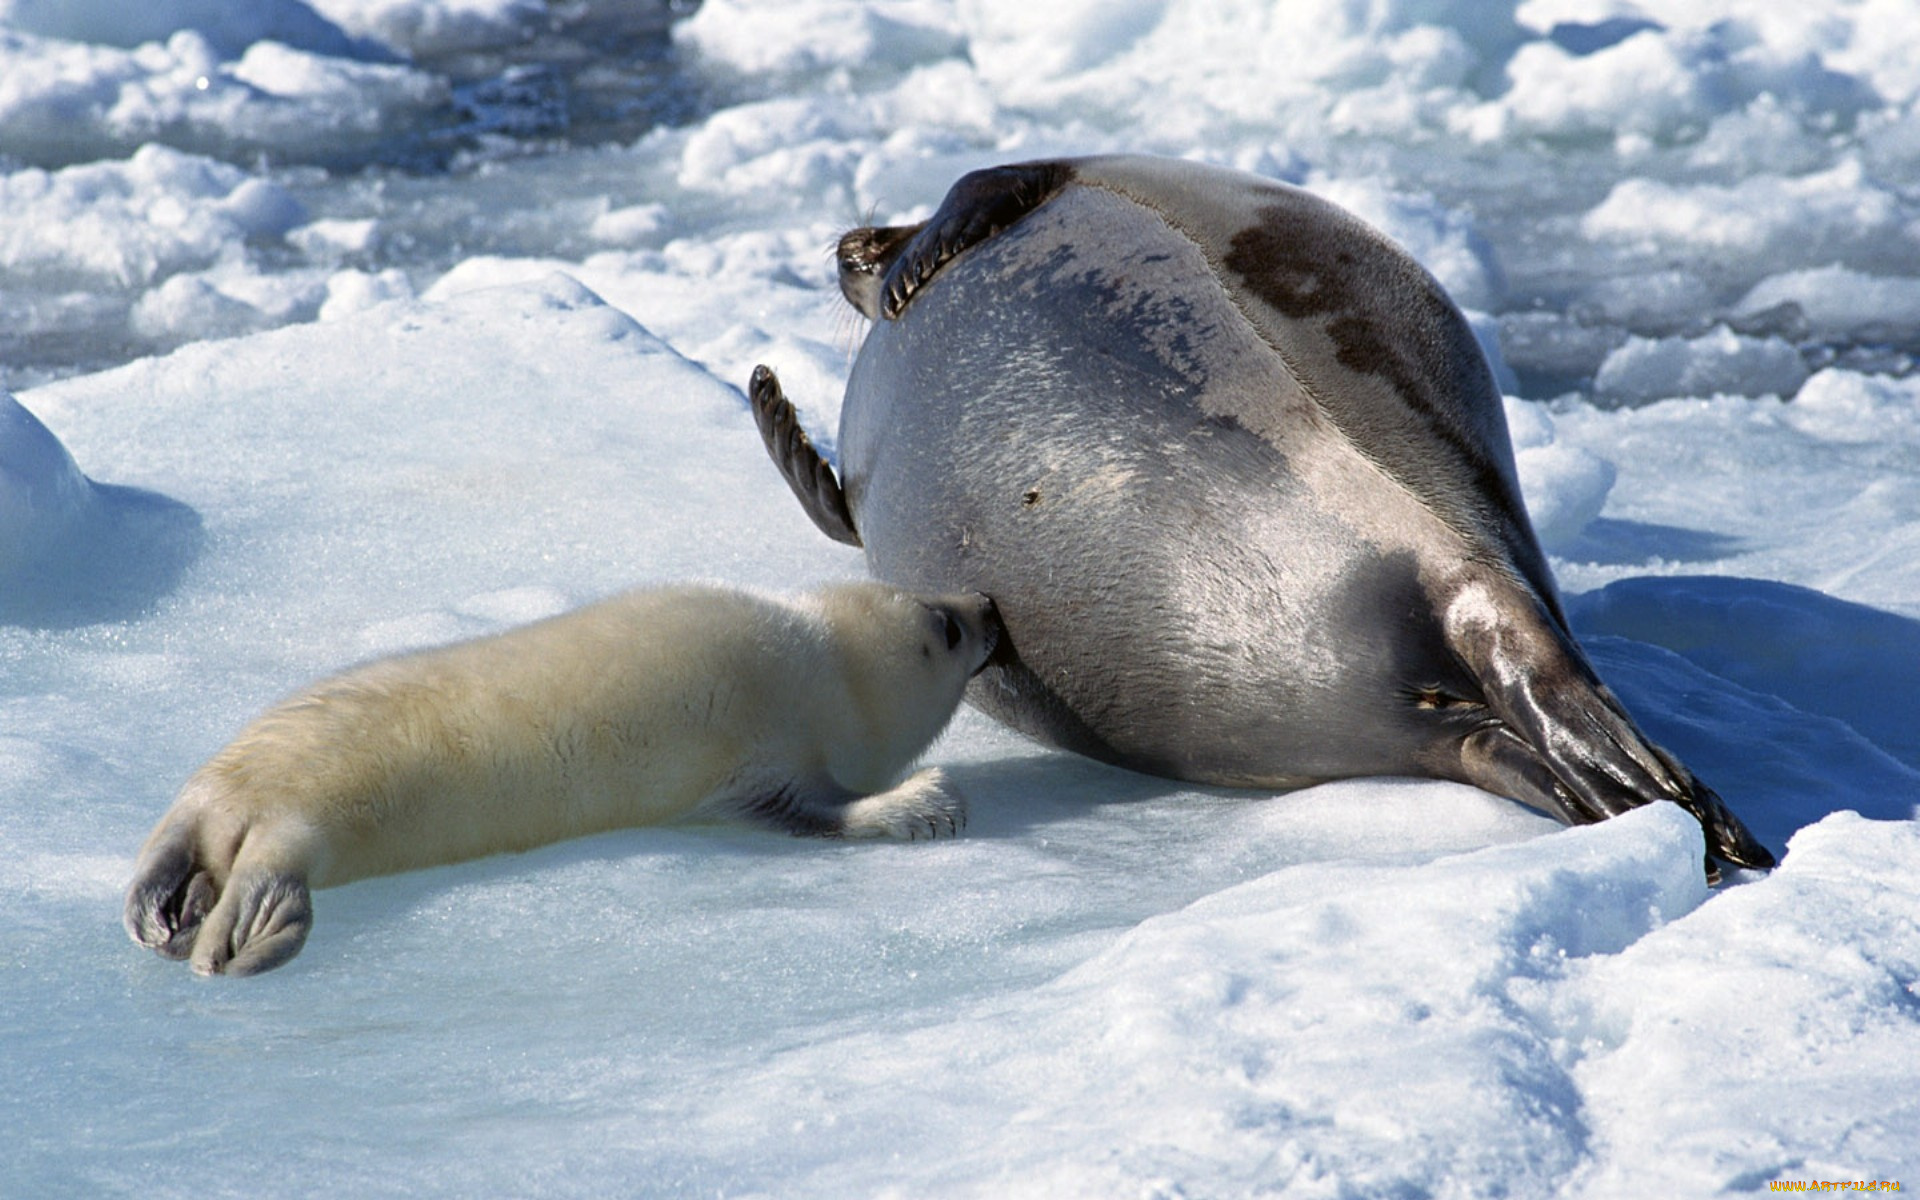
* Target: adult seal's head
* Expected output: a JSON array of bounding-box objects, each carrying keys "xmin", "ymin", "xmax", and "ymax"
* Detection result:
[{"xmin": 748, "ymin": 154, "xmax": 1774, "ymax": 880}]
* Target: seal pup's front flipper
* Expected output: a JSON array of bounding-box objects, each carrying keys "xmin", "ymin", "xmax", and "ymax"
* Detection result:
[
  {"xmin": 878, "ymin": 161, "xmax": 1074, "ymax": 319},
  {"xmin": 748, "ymin": 364, "xmax": 861, "ymax": 547},
  {"xmin": 736, "ymin": 767, "xmax": 967, "ymax": 841},
  {"xmin": 1442, "ymin": 578, "xmax": 1776, "ymax": 879}
]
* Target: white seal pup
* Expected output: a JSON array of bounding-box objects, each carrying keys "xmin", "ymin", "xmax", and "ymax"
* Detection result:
[
  {"xmin": 124, "ymin": 582, "xmax": 1001, "ymax": 976},
  {"xmin": 748, "ymin": 154, "xmax": 1774, "ymax": 878}
]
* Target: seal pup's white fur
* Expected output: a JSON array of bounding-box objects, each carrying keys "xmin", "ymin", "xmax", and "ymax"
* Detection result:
[{"xmin": 124, "ymin": 581, "xmax": 999, "ymax": 976}]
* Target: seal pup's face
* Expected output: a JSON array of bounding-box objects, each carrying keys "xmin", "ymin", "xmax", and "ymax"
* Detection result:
[
  {"xmin": 810, "ymin": 583, "xmax": 1002, "ymax": 794},
  {"xmin": 816, "ymin": 582, "xmax": 1001, "ymax": 684}
]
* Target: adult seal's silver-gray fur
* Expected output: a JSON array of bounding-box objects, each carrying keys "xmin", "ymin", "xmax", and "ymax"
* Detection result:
[{"xmin": 748, "ymin": 154, "xmax": 1774, "ymax": 878}]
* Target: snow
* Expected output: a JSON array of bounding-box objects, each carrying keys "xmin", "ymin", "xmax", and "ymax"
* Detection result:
[
  {"xmin": 0, "ymin": 0, "xmax": 364, "ymax": 57},
  {"xmin": 1594, "ymin": 325, "xmax": 1810, "ymax": 405},
  {"xmin": 307, "ymin": 0, "xmax": 546, "ymax": 59},
  {"xmin": 1579, "ymin": 161, "xmax": 1920, "ymax": 272},
  {"xmin": 1505, "ymin": 397, "xmax": 1617, "ymax": 550},
  {"xmin": 1738, "ymin": 265, "xmax": 1920, "ymax": 340},
  {"xmin": 3, "ymin": 0, "xmax": 1918, "ymax": 1196}
]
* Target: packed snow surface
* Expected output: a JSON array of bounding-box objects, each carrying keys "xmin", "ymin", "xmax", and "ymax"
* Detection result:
[{"xmin": 3, "ymin": 1, "xmax": 1917, "ymax": 1196}]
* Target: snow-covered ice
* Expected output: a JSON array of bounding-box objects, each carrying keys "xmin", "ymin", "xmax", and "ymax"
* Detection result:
[{"xmin": 3, "ymin": 1, "xmax": 1918, "ymax": 1196}]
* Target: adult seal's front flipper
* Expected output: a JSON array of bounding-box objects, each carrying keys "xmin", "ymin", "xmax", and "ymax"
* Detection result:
[
  {"xmin": 878, "ymin": 161, "xmax": 1074, "ymax": 319},
  {"xmin": 748, "ymin": 365, "xmax": 861, "ymax": 547}
]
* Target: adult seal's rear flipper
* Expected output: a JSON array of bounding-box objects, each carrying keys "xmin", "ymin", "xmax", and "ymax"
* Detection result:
[
  {"xmin": 1441, "ymin": 578, "xmax": 1776, "ymax": 879},
  {"xmin": 748, "ymin": 365, "xmax": 861, "ymax": 547},
  {"xmin": 878, "ymin": 161, "xmax": 1074, "ymax": 319}
]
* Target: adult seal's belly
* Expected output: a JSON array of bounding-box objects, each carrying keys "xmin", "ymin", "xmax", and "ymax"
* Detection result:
[
  {"xmin": 842, "ymin": 179, "xmax": 1444, "ymax": 785},
  {"xmin": 748, "ymin": 154, "xmax": 1775, "ymax": 878}
]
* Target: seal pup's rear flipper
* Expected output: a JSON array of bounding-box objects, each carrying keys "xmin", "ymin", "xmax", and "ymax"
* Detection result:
[
  {"xmin": 123, "ymin": 814, "xmax": 217, "ymax": 960},
  {"xmin": 748, "ymin": 364, "xmax": 861, "ymax": 547},
  {"xmin": 123, "ymin": 797, "xmax": 317, "ymax": 975},
  {"xmin": 1442, "ymin": 578, "xmax": 1776, "ymax": 879},
  {"xmin": 187, "ymin": 861, "xmax": 315, "ymax": 977}
]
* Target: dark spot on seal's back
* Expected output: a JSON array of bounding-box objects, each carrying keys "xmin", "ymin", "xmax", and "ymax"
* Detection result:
[
  {"xmin": 1221, "ymin": 202, "xmax": 1477, "ymax": 408},
  {"xmin": 1221, "ymin": 202, "xmax": 1528, "ymax": 566}
]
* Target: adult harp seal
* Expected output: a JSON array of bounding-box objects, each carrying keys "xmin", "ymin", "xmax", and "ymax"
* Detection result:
[{"xmin": 751, "ymin": 154, "xmax": 1773, "ymax": 878}]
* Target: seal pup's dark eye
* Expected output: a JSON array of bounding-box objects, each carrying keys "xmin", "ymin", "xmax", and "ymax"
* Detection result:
[{"xmin": 920, "ymin": 603, "xmax": 966, "ymax": 656}]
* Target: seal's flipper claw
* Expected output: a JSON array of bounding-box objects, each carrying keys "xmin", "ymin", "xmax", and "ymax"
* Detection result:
[
  {"xmin": 837, "ymin": 224, "xmax": 921, "ymax": 320},
  {"xmin": 1458, "ymin": 718, "xmax": 1770, "ymax": 883},
  {"xmin": 880, "ymin": 161, "xmax": 1073, "ymax": 319},
  {"xmin": 1667, "ymin": 761, "xmax": 1776, "ymax": 872},
  {"xmin": 748, "ymin": 365, "xmax": 861, "ymax": 547},
  {"xmin": 1488, "ymin": 669, "xmax": 1775, "ymax": 876},
  {"xmin": 126, "ymin": 798, "xmax": 319, "ymax": 975}
]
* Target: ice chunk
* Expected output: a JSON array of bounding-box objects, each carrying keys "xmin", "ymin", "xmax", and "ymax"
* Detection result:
[
  {"xmin": 1504, "ymin": 396, "xmax": 1615, "ymax": 548},
  {"xmin": 1580, "ymin": 160, "xmax": 1917, "ymax": 273},
  {"xmin": 0, "ymin": 390, "xmax": 202, "ymax": 626},
  {"xmin": 1782, "ymin": 367, "xmax": 1920, "ymax": 443},
  {"xmin": 960, "ymin": 0, "xmax": 1525, "ymax": 132},
  {"xmin": 1518, "ymin": 441, "xmax": 1617, "ymax": 550},
  {"xmin": 0, "ymin": 0, "xmax": 361, "ymax": 57},
  {"xmin": 1594, "ymin": 325, "xmax": 1809, "ymax": 404},
  {"xmin": 1491, "ymin": 21, "xmax": 1873, "ymax": 147},
  {"xmin": 588, "ymin": 202, "xmax": 669, "ymax": 247},
  {"xmin": 318, "ymin": 267, "xmax": 414, "ymax": 321},
  {"xmin": 304, "ymin": 0, "xmax": 546, "ymax": 58},
  {"xmin": 0, "ymin": 146, "xmax": 288, "ymax": 285},
  {"xmin": 1736, "ymin": 264, "xmax": 1920, "ymax": 340},
  {"xmin": 0, "ymin": 389, "xmax": 91, "ymax": 564},
  {"xmin": 0, "ymin": 27, "xmax": 446, "ymax": 167},
  {"xmin": 675, "ymin": 0, "xmax": 964, "ymax": 79}
]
